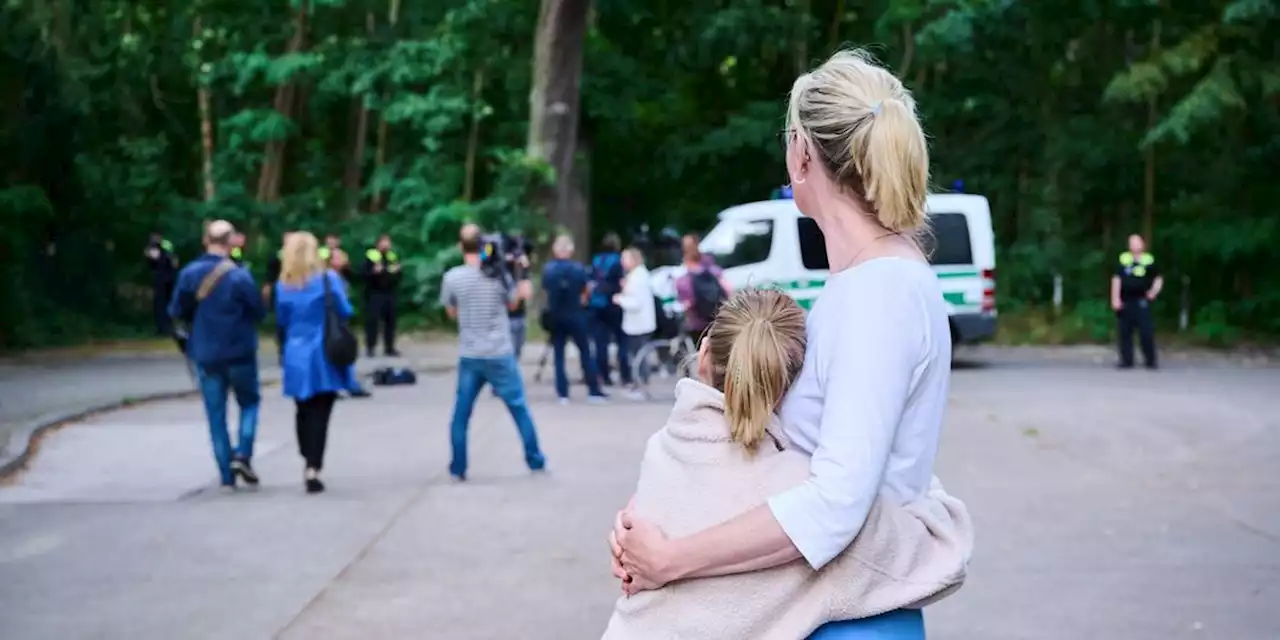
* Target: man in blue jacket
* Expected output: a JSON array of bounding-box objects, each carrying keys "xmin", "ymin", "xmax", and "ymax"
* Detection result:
[
  {"xmin": 168, "ymin": 220, "xmax": 266, "ymax": 491},
  {"xmin": 542, "ymin": 235, "xmax": 607, "ymax": 404},
  {"xmin": 589, "ymin": 232, "xmax": 630, "ymax": 387}
]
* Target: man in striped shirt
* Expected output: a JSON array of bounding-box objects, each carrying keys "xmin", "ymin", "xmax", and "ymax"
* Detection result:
[{"xmin": 439, "ymin": 224, "xmax": 546, "ymax": 482}]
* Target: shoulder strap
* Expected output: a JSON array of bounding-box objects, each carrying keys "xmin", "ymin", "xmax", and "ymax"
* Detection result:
[{"xmin": 196, "ymin": 260, "xmax": 237, "ymax": 301}]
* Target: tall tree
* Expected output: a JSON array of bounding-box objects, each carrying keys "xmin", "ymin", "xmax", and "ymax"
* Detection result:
[{"xmin": 527, "ymin": 0, "xmax": 591, "ymax": 251}]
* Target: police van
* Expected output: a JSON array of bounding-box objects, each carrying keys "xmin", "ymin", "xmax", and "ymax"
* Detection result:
[{"xmin": 650, "ymin": 193, "xmax": 997, "ymax": 346}]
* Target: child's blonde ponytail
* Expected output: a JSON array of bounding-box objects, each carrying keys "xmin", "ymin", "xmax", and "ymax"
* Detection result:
[{"xmin": 702, "ymin": 290, "xmax": 808, "ymax": 453}]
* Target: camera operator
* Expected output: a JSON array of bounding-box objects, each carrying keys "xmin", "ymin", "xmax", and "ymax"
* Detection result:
[{"xmin": 439, "ymin": 224, "xmax": 546, "ymax": 482}]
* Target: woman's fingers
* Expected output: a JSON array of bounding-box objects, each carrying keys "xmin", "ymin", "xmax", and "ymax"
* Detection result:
[
  {"xmin": 620, "ymin": 510, "xmax": 635, "ymax": 529},
  {"xmin": 610, "ymin": 531, "xmax": 630, "ymax": 580}
]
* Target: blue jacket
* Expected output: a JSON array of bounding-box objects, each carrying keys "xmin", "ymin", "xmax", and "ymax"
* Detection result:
[
  {"xmin": 276, "ymin": 270, "xmax": 353, "ymax": 401},
  {"xmin": 542, "ymin": 258, "xmax": 590, "ymax": 318},
  {"xmin": 168, "ymin": 253, "xmax": 265, "ymax": 366},
  {"xmin": 589, "ymin": 251, "xmax": 623, "ymax": 309}
]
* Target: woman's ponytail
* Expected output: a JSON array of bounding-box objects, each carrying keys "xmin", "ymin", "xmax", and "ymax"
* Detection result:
[{"xmin": 860, "ymin": 97, "xmax": 929, "ymax": 234}]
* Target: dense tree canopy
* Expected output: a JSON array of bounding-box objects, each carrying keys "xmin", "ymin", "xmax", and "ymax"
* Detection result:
[{"xmin": 3, "ymin": 0, "xmax": 1277, "ymax": 348}]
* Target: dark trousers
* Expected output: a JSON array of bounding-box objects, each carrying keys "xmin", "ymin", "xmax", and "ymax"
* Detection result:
[
  {"xmin": 591, "ymin": 306, "xmax": 631, "ymax": 385},
  {"xmin": 295, "ymin": 392, "xmax": 337, "ymax": 470},
  {"xmin": 550, "ymin": 312, "xmax": 604, "ymax": 399},
  {"xmin": 365, "ymin": 291, "xmax": 397, "ymax": 354},
  {"xmin": 153, "ymin": 282, "xmax": 174, "ymax": 334},
  {"xmin": 1117, "ymin": 299, "xmax": 1157, "ymax": 367}
]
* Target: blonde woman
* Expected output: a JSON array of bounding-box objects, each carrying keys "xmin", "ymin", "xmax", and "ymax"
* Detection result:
[
  {"xmin": 612, "ymin": 247, "xmax": 656, "ymax": 399},
  {"xmin": 612, "ymin": 49, "xmax": 957, "ymax": 639},
  {"xmin": 602, "ymin": 290, "xmax": 969, "ymax": 639},
  {"xmin": 276, "ymin": 231, "xmax": 354, "ymax": 493}
]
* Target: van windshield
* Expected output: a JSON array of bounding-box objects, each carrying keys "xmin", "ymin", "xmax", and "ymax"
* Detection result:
[
  {"xmin": 797, "ymin": 212, "xmax": 973, "ymax": 269},
  {"xmin": 702, "ymin": 218, "xmax": 774, "ymax": 269}
]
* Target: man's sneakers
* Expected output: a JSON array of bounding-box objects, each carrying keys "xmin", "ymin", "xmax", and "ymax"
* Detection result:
[{"xmin": 231, "ymin": 458, "xmax": 260, "ymax": 487}]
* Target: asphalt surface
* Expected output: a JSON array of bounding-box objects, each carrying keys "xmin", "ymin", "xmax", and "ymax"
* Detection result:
[{"xmin": 0, "ymin": 347, "xmax": 1277, "ymax": 639}]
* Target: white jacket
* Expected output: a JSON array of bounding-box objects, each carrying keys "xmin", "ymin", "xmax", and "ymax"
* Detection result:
[
  {"xmin": 602, "ymin": 379, "xmax": 972, "ymax": 640},
  {"xmin": 616, "ymin": 265, "xmax": 657, "ymax": 336}
]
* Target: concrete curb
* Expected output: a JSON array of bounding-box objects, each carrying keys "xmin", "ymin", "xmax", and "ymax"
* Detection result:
[{"xmin": 0, "ymin": 361, "xmax": 459, "ymax": 481}]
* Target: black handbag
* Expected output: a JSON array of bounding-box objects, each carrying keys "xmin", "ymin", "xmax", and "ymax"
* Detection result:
[{"xmin": 322, "ymin": 272, "xmax": 359, "ymax": 367}]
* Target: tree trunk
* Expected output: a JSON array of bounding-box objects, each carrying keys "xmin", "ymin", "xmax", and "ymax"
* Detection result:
[
  {"xmin": 369, "ymin": 0, "xmax": 403, "ymax": 213},
  {"xmin": 463, "ymin": 66, "xmax": 486, "ymax": 202},
  {"xmin": 526, "ymin": 0, "xmax": 591, "ymax": 248},
  {"xmin": 194, "ymin": 16, "xmax": 216, "ymax": 202},
  {"xmin": 342, "ymin": 94, "xmax": 371, "ymax": 215},
  {"xmin": 1142, "ymin": 17, "xmax": 1162, "ymax": 244},
  {"xmin": 827, "ymin": 0, "xmax": 845, "ymax": 52},
  {"xmin": 795, "ymin": 0, "xmax": 810, "ymax": 75},
  {"xmin": 897, "ymin": 22, "xmax": 915, "ymax": 78},
  {"xmin": 255, "ymin": 3, "xmax": 309, "ymax": 204}
]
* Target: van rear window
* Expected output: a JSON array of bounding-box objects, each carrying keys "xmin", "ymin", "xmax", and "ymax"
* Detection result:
[
  {"xmin": 797, "ymin": 212, "xmax": 974, "ymax": 269},
  {"xmin": 922, "ymin": 213, "xmax": 973, "ymax": 265}
]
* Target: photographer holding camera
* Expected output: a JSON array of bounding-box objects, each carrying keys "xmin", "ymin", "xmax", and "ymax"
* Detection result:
[{"xmin": 439, "ymin": 224, "xmax": 546, "ymax": 482}]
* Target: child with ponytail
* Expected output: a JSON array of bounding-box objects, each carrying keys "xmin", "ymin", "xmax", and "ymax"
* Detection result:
[{"xmin": 602, "ymin": 289, "xmax": 972, "ymax": 640}]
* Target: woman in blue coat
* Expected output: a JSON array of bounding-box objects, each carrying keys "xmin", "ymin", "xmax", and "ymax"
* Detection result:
[{"xmin": 276, "ymin": 231, "xmax": 353, "ymax": 493}]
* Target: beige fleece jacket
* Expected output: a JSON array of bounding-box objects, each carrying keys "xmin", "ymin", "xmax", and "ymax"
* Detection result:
[{"xmin": 602, "ymin": 379, "xmax": 973, "ymax": 640}]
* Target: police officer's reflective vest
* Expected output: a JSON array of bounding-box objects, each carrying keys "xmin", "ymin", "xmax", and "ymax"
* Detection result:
[
  {"xmin": 160, "ymin": 239, "xmax": 174, "ymax": 253},
  {"xmin": 230, "ymin": 247, "xmax": 244, "ymax": 263},
  {"xmin": 365, "ymin": 248, "xmax": 398, "ymax": 264},
  {"xmin": 1119, "ymin": 251, "xmax": 1154, "ymax": 278},
  {"xmin": 319, "ymin": 247, "xmax": 332, "ymax": 262}
]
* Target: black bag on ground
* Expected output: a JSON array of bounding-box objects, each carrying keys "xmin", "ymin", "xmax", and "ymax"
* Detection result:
[
  {"xmin": 322, "ymin": 272, "xmax": 359, "ymax": 367},
  {"xmin": 372, "ymin": 367, "xmax": 417, "ymax": 386}
]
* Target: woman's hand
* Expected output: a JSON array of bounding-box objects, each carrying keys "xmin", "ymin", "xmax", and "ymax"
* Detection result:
[
  {"xmin": 617, "ymin": 511, "xmax": 677, "ymax": 595},
  {"xmin": 610, "ymin": 497, "xmax": 637, "ymax": 589}
]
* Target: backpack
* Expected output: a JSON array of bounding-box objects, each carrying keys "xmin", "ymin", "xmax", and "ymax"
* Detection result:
[{"xmin": 690, "ymin": 269, "xmax": 727, "ymax": 321}]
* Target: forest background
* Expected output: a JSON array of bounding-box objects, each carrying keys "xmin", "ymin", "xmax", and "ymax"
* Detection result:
[{"xmin": 2, "ymin": 0, "xmax": 1277, "ymax": 349}]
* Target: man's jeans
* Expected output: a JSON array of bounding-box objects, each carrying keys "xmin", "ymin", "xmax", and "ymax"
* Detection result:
[
  {"xmin": 196, "ymin": 361, "xmax": 261, "ymax": 485},
  {"xmin": 448, "ymin": 355, "xmax": 545, "ymax": 479}
]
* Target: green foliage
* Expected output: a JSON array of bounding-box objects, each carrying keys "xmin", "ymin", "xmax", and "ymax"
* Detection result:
[{"xmin": 2, "ymin": 0, "xmax": 1278, "ymax": 350}]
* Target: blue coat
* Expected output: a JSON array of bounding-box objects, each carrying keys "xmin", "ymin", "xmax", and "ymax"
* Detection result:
[
  {"xmin": 168, "ymin": 254, "xmax": 264, "ymax": 366},
  {"xmin": 276, "ymin": 270, "xmax": 353, "ymax": 400}
]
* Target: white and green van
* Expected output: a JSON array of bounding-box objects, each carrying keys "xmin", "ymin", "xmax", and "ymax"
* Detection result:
[{"xmin": 650, "ymin": 194, "xmax": 997, "ymax": 345}]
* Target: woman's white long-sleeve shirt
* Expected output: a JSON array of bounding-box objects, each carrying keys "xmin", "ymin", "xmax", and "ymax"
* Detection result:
[
  {"xmin": 768, "ymin": 258, "xmax": 953, "ymax": 570},
  {"xmin": 616, "ymin": 265, "xmax": 657, "ymax": 336}
]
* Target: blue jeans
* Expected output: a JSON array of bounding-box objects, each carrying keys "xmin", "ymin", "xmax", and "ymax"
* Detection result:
[
  {"xmin": 550, "ymin": 313, "xmax": 604, "ymax": 399},
  {"xmin": 448, "ymin": 355, "xmax": 546, "ymax": 478},
  {"xmin": 196, "ymin": 360, "xmax": 261, "ymax": 485},
  {"xmin": 591, "ymin": 307, "xmax": 630, "ymax": 385},
  {"xmin": 809, "ymin": 610, "xmax": 925, "ymax": 639}
]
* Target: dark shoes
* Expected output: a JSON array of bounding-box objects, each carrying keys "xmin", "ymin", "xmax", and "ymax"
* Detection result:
[
  {"xmin": 348, "ymin": 387, "xmax": 373, "ymax": 398},
  {"xmin": 304, "ymin": 468, "xmax": 325, "ymax": 494},
  {"xmin": 231, "ymin": 458, "xmax": 259, "ymax": 486},
  {"xmin": 385, "ymin": 349, "xmax": 402, "ymax": 358}
]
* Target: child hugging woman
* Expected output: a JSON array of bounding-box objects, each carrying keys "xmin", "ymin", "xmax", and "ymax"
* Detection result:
[{"xmin": 602, "ymin": 289, "xmax": 972, "ymax": 640}]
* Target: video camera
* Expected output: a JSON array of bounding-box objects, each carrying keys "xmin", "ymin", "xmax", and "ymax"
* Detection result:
[{"xmin": 479, "ymin": 232, "xmax": 533, "ymax": 281}]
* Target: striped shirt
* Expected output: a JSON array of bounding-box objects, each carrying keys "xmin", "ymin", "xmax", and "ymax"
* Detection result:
[{"xmin": 440, "ymin": 265, "xmax": 516, "ymax": 358}]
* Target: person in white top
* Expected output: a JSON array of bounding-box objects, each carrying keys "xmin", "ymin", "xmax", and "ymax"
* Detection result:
[
  {"xmin": 610, "ymin": 48, "xmax": 958, "ymax": 639},
  {"xmin": 612, "ymin": 248, "xmax": 656, "ymax": 400}
]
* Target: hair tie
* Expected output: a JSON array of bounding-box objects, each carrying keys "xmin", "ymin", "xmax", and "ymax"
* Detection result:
[{"xmin": 870, "ymin": 102, "xmax": 883, "ymax": 116}]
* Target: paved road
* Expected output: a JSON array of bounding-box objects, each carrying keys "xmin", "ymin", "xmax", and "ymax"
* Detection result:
[
  {"xmin": 0, "ymin": 338, "xmax": 576, "ymax": 471},
  {"xmin": 0, "ymin": 349, "xmax": 1277, "ymax": 639}
]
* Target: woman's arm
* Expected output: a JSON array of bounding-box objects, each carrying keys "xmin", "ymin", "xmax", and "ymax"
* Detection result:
[{"xmin": 618, "ymin": 276, "xmax": 922, "ymax": 587}]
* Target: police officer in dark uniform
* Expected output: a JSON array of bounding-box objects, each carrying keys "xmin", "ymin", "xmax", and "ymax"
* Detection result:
[
  {"xmin": 229, "ymin": 232, "xmax": 247, "ymax": 267},
  {"xmin": 1111, "ymin": 233, "xmax": 1163, "ymax": 369},
  {"xmin": 145, "ymin": 232, "xmax": 179, "ymax": 335},
  {"xmin": 361, "ymin": 234, "xmax": 401, "ymax": 357}
]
